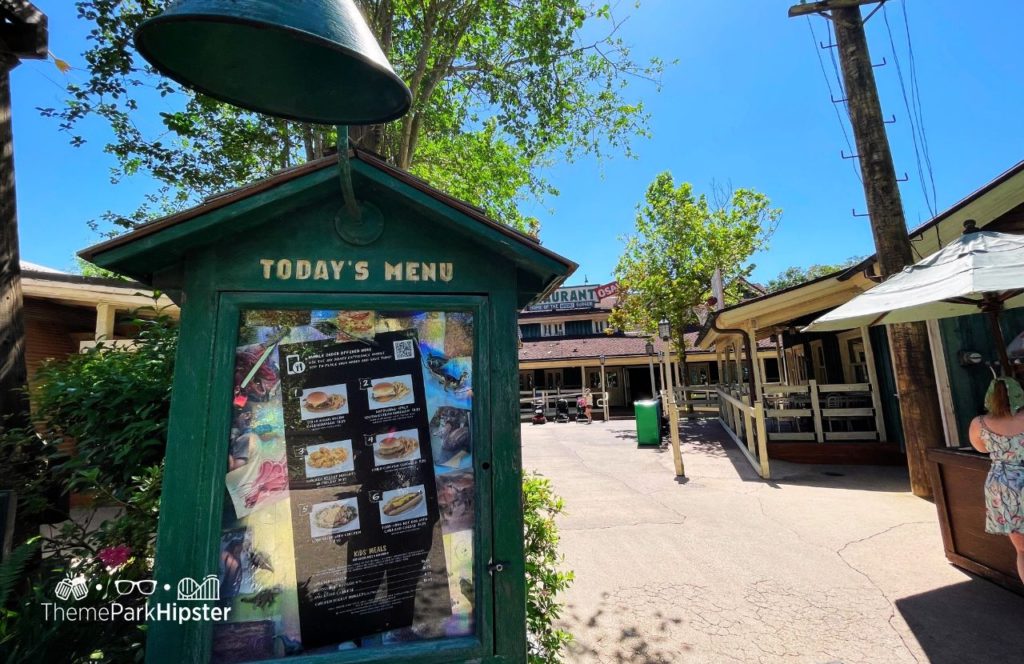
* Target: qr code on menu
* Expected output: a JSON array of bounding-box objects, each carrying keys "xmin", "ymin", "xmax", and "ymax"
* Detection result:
[{"xmin": 393, "ymin": 339, "xmax": 415, "ymax": 361}]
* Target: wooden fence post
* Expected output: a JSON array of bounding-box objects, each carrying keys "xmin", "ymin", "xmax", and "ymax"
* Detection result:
[
  {"xmin": 809, "ymin": 380, "xmax": 824, "ymax": 443},
  {"xmin": 669, "ymin": 394, "xmax": 684, "ymax": 477},
  {"xmin": 754, "ymin": 401, "xmax": 771, "ymax": 479}
]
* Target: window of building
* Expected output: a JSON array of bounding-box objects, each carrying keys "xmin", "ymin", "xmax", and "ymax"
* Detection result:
[
  {"xmin": 541, "ymin": 322, "xmax": 565, "ymax": 337},
  {"xmin": 593, "ymin": 320, "xmax": 609, "ymax": 334},
  {"xmin": 565, "ymin": 320, "xmax": 591, "ymax": 336},
  {"xmin": 520, "ymin": 323, "xmax": 541, "ymax": 339}
]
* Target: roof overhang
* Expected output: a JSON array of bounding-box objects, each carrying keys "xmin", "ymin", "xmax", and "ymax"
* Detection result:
[
  {"xmin": 697, "ymin": 271, "xmax": 873, "ymax": 348},
  {"xmin": 80, "ymin": 149, "xmax": 575, "ymax": 308},
  {"xmin": 22, "ymin": 271, "xmax": 178, "ymax": 314},
  {"xmin": 697, "ymin": 159, "xmax": 1024, "ymax": 349}
]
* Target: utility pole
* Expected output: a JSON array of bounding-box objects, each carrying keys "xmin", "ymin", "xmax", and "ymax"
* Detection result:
[
  {"xmin": 789, "ymin": 0, "xmax": 944, "ymax": 498},
  {"xmin": 0, "ymin": 2, "xmax": 47, "ymax": 428}
]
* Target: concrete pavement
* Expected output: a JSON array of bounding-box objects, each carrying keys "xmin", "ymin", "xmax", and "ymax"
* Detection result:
[{"xmin": 521, "ymin": 418, "xmax": 1024, "ymax": 664}]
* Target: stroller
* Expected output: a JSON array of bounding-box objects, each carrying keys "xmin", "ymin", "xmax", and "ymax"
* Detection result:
[
  {"xmin": 554, "ymin": 398, "xmax": 571, "ymax": 423},
  {"xmin": 531, "ymin": 397, "xmax": 547, "ymax": 425},
  {"xmin": 574, "ymin": 395, "xmax": 590, "ymax": 424}
]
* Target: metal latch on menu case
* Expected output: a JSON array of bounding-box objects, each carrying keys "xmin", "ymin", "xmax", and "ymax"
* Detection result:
[{"xmin": 487, "ymin": 559, "xmax": 508, "ymax": 575}]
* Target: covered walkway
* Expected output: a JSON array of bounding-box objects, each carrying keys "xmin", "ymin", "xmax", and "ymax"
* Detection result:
[{"xmin": 522, "ymin": 418, "xmax": 1024, "ymax": 663}]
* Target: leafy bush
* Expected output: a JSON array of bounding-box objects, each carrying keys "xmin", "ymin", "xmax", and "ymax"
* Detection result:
[
  {"xmin": 523, "ymin": 474, "xmax": 574, "ymax": 663},
  {"xmin": 0, "ymin": 311, "xmax": 175, "ymax": 663}
]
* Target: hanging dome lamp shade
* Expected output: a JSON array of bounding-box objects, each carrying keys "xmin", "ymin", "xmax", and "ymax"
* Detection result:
[{"xmin": 134, "ymin": 0, "xmax": 412, "ymax": 125}]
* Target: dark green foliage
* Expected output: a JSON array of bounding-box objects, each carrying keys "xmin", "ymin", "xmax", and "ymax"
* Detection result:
[
  {"xmin": 523, "ymin": 474, "xmax": 574, "ymax": 663},
  {"xmin": 0, "ymin": 311, "xmax": 175, "ymax": 663},
  {"xmin": 32, "ymin": 316, "xmax": 175, "ymax": 497},
  {"xmin": 46, "ymin": 1, "xmax": 665, "ymax": 233}
]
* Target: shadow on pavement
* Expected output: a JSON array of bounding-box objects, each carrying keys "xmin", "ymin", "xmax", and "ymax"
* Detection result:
[
  {"xmin": 564, "ymin": 599, "xmax": 689, "ymax": 664},
  {"xmin": 895, "ymin": 578, "xmax": 1024, "ymax": 663},
  {"xmin": 609, "ymin": 427, "xmax": 639, "ymax": 442},
  {"xmin": 679, "ymin": 418, "xmax": 913, "ymax": 492}
]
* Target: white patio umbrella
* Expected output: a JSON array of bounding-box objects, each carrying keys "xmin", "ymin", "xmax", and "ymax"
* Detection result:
[{"xmin": 804, "ymin": 221, "xmax": 1024, "ymax": 375}]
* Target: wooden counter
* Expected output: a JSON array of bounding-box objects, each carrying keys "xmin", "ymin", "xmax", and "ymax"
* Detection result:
[{"xmin": 927, "ymin": 447, "xmax": 1024, "ymax": 595}]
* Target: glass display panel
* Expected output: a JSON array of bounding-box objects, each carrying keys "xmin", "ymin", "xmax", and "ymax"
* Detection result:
[{"xmin": 212, "ymin": 309, "xmax": 476, "ymax": 662}]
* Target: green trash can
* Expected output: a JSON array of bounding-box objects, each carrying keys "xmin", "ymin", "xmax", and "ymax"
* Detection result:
[{"xmin": 634, "ymin": 399, "xmax": 661, "ymax": 446}]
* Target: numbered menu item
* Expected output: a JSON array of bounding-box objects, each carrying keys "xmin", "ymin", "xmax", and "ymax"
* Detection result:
[
  {"xmin": 373, "ymin": 429, "xmax": 421, "ymax": 466},
  {"xmin": 278, "ymin": 329, "xmax": 451, "ymax": 648},
  {"xmin": 299, "ymin": 385, "xmax": 349, "ymax": 420},
  {"xmin": 303, "ymin": 440, "xmax": 354, "ymax": 478},
  {"xmin": 309, "ymin": 498, "xmax": 361, "ymax": 537},
  {"xmin": 368, "ymin": 375, "xmax": 414, "ymax": 409}
]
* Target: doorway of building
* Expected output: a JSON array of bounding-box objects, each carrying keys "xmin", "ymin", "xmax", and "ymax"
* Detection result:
[{"xmin": 627, "ymin": 366, "xmax": 656, "ymax": 401}]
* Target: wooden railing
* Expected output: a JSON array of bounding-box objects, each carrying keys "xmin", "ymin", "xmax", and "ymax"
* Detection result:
[
  {"xmin": 760, "ymin": 381, "xmax": 885, "ymax": 442},
  {"xmin": 519, "ymin": 389, "xmax": 609, "ymax": 421},
  {"xmin": 716, "ymin": 386, "xmax": 770, "ymax": 479},
  {"xmin": 671, "ymin": 385, "xmax": 721, "ymax": 414}
]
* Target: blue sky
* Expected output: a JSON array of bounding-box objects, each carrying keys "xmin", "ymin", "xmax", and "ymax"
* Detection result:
[{"xmin": 10, "ymin": 1, "xmax": 1024, "ymax": 283}]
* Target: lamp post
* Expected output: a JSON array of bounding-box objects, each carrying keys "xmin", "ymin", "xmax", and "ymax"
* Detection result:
[
  {"xmin": 658, "ymin": 319, "xmax": 674, "ymax": 402},
  {"xmin": 658, "ymin": 350, "xmax": 667, "ymax": 397},
  {"xmin": 645, "ymin": 339, "xmax": 656, "ymax": 399},
  {"xmin": 599, "ymin": 354, "xmax": 608, "ymax": 421}
]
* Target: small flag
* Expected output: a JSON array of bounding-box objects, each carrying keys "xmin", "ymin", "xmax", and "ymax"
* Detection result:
[{"xmin": 50, "ymin": 52, "xmax": 71, "ymax": 74}]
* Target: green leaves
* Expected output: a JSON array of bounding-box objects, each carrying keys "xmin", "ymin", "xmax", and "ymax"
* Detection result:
[
  {"xmin": 52, "ymin": 1, "xmax": 664, "ymax": 232},
  {"xmin": 0, "ymin": 308, "xmax": 174, "ymax": 663},
  {"xmin": 765, "ymin": 257, "xmax": 865, "ymax": 292},
  {"xmin": 610, "ymin": 173, "xmax": 782, "ymax": 349},
  {"xmin": 523, "ymin": 474, "xmax": 574, "ymax": 663}
]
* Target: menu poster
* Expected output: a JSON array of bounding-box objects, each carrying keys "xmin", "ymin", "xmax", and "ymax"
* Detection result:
[
  {"xmin": 278, "ymin": 331, "xmax": 452, "ymax": 648},
  {"xmin": 213, "ymin": 309, "xmax": 475, "ymax": 661}
]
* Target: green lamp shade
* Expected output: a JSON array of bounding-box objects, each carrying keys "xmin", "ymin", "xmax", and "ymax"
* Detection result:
[{"xmin": 135, "ymin": 0, "xmax": 412, "ymax": 125}]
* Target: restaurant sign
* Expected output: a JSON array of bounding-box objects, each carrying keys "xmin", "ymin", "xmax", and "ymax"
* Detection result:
[{"xmin": 526, "ymin": 281, "xmax": 618, "ymax": 313}]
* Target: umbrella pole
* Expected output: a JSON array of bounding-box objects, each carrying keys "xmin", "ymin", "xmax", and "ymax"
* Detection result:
[{"xmin": 982, "ymin": 296, "xmax": 1012, "ymax": 377}]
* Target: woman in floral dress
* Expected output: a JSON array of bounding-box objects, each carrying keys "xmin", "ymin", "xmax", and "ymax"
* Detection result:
[{"xmin": 968, "ymin": 377, "xmax": 1024, "ymax": 583}]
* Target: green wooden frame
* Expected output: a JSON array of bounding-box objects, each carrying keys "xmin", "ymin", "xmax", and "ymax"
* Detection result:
[
  {"xmin": 78, "ymin": 152, "xmax": 572, "ymax": 664},
  {"xmin": 149, "ymin": 287, "xmax": 524, "ymax": 664}
]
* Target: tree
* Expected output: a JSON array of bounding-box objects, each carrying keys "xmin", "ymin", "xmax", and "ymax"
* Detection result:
[
  {"xmin": 45, "ymin": 1, "xmax": 665, "ymax": 233},
  {"xmin": 610, "ymin": 173, "xmax": 781, "ymax": 384},
  {"xmin": 765, "ymin": 257, "xmax": 864, "ymax": 292}
]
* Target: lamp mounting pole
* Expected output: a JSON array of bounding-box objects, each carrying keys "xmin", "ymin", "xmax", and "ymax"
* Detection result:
[{"xmin": 333, "ymin": 125, "xmax": 384, "ymax": 246}]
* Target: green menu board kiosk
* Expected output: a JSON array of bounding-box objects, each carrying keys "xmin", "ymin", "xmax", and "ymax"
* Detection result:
[{"xmin": 80, "ymin": 148, "xmax": 575, "ymax": 664}]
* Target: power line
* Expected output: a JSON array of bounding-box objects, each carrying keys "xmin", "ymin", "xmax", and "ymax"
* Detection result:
[
  {"xmin": 901, "ymin": 0, "xmax": 937, "ymax": 215},
  {"xmin": 882, "ymin": 1, "xmax": 936, "ymax": 218},
  {"xmin": 806, "ymin": 17, "xmax": 862, "ymax": 185}
]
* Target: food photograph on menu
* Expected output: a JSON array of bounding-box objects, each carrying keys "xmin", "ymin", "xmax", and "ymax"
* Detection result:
[
  {"xmin": 374, "ymin": 429, "xmax": 422, "ymax": 466},
  {"xmin": 308, "ymin": 498, "xmax": 361, "ymax": 538},
  {"xmin": 299, "ymin": 384, "xmax": 349, "ymax": 420},
  {"xmin": 379, "ymin": 485, "xmax": 429, "ymax": 524},
  {"xmin": 303, "ymin": 440, "xmax": 355, "ymax": 478},
  {"xmin": 211, "ymin": 308, "xmax": 478, "ymax": 663},
  {"xmin": 368, "ymin": 375, "xmax": 415, "ymax": 409}
]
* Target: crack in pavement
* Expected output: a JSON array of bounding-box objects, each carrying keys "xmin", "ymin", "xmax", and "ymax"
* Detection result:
[{"xmin": 834, "ymin": 520, "xmax": 935, "ymax": 664}]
